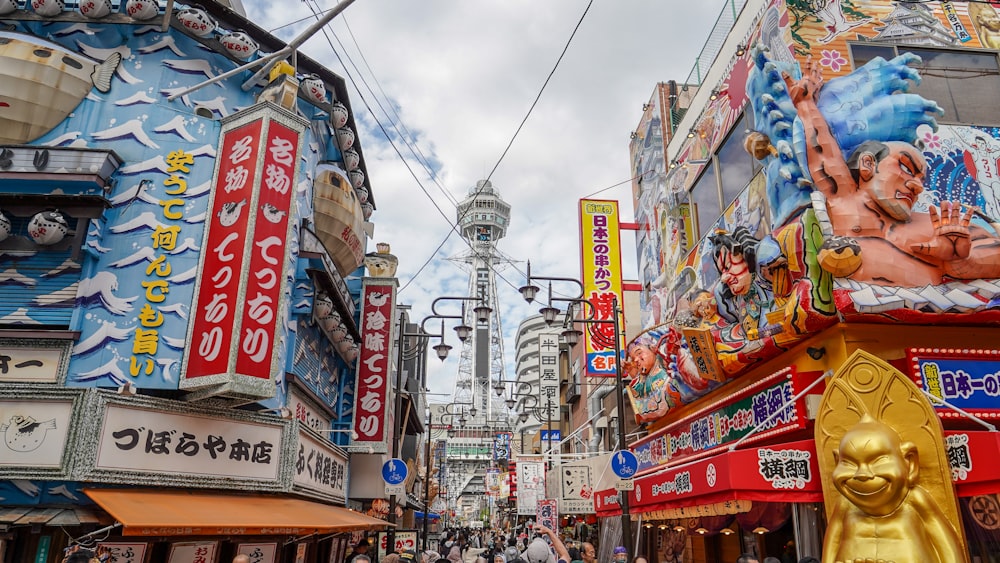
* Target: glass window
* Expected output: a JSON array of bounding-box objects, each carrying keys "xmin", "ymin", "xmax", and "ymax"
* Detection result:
[
  {"xmin": 690, "ymin": 163, "xmax": 721, "ymax": 238},
  {"xmin": 717, "ymin": 118, "xmax": 757, "ymax": 206},
  {"xmin": 849, "ymin": 43, "xmax": 894, "ymax": 68}
]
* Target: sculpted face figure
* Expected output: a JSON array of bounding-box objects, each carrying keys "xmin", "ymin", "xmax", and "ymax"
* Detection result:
[
  {"xmin": 628, "ymin": 345, "xmax": 657, "ymax": 375},
  {"xmin": 832, "ymin": 419, "xmax": 917, "ymax": 517},
  {"xmin": 691, "ymin": 290, "xmax": 717, "ymax": 320},
  {"xmin": 851, "ymin": 140, "xmax": 927, "ymax": 222},
  {"xmin": 715, "ymin": 245, "xmax": 752, "ymax": 295}
]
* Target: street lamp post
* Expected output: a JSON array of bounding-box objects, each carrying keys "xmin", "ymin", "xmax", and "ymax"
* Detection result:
[{"xmin": 520, "ymin": 265, "xmax": 634, "ymax": 560}]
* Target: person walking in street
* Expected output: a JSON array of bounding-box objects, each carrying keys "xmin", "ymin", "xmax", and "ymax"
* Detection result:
[
  {"xmin": 523, "ymin": 525, "xmax": 570, "ymax": 563},
  {"xmin": 579, "ymin": 542, "xmax": 596, "ymax": 563}
]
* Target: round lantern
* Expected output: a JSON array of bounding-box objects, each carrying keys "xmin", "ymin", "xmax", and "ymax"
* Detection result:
[
  {"xmin": 176, "ymin": 8, "xmax": 216, "ymax": 37},
  {"xmin": 79, "ymin": 0, "xmax": 111, "ymax": 18},
  {"xmin": 361, "ymin": 202, "xmax": 373, "ymax": 221},
  {"xmin": 342, "ymin": 148, "xmax": 360, "ymax": 171},
  {"xmin": 314, "ymin": 293, "xmax": 333, "ymax": 319},
  {"xmin": 220, "ymin": 31, "xmax": 259, "ymax": 60},
  {"xmin": 337, "ymin": 335, "xmax": 354, "ymax": 354},
  {"xmin": 348, "ymin": 169, "xmax": 365, "ymax": 189},
  {"xmin": 344, "ymin": 344, "xmax": 359, "ymax": 363},
  {"xmin": 320, "ymin": 310, "xmax": 341, "ymax": 333},
  {"xmin": 329, "ymin": 323, "xmax": 347, "ymax": 343},
  {"xmin": 335, "ymin": 127, "xmax": 355, "ymax": 151},
  {"xmin": 28, "ymin": 210, "xmax": 69, "ymax": 245},
  {"xmin": 0, "ymin": 0, "xmax": 19, "ymax": 16},
  {"xmin": 300, "ymin": 74, "xmax": 326, "ymax": 104},
  {"xmin": 355, "ymin": 185, "xmax": 369, "ymax": 204},
  {"xmin": 31, "ymin": 0, "xmax": 65, "ymax": 17},
  {"xmin": 125, "ymin": 0, "xmax": 158, "ymax": 20},
  {"xmin": 330, "ymin": 101, "xmax": 349, "ymax": 129},
  {"xmin": 0, "ymin": 211, "xmax": 11, "ymax": 242}
]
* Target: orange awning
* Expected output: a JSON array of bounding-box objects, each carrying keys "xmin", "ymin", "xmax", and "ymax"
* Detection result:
[{"xmin": 84, "ymin": 489, "xmax": 391, "ymax": 537}]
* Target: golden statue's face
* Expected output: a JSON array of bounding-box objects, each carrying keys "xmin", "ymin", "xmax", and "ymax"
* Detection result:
[{"xmin": 833, "ymin": 423, "xmax": 912, "ymax": 515}]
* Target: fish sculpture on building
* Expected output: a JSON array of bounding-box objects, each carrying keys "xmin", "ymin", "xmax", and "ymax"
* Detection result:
[{"xmin": 0, "ymin": 31, "xmax": 121, "ymax": 144}]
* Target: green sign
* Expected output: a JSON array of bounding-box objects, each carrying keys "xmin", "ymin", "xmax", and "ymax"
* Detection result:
[{"xmin": 35, "ymin": 536, "xmax": 50, "ymax": 563}]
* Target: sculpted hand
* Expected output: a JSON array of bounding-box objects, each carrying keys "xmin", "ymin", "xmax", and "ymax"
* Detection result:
[
  {"xmin": 784, "ymin": 57, "xmax": 824, "ymax": 105},
  {"xmin": 911, "ymin": 201, "xmax": 974, "ymax": 261}
]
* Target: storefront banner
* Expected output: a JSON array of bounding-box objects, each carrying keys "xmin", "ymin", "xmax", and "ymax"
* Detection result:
[
  {"xmin": 630, "ymin": 368, "xmax": 814, "ymax": 473},
  {"xmin": 517, "ymin": 460, "xmax": 545, "ymax": 515},
  {"xmin": 560, "ymin": 462, "xmax": 595, "ymax": 514},
  {"xmin": 594, "ymin": 490, "xmax": 621, "ymax": 517},
  {"xmin": 168, "ymin": 541, "xmax": 218, "ymax": 563},
  {"xmin": 0, "ymin": 399, "xmax": 75, "ymax": 468},
  {"xmin": 628, "ymin": 440, "xmax": 822, "ymax": 511},
  {"xmin": 908, "ymin": 348, "xmax": 1000, "ymax": 416},
  {"xmin": 578, "ymin": 199, "xmax": 624, "ymax": 377},
  {"xmin": 494, "ymin": 432, "xmax": 512, "ymax": 461},
  {"xmin": 234, "ymin": 543, "xmax": 277, "ymax": 563},
  {"xmin": 378, "ymin": 531, "xmax": 417, "ymax": 561},
  {"xmin": 348, "ymin": 279, "xmax": 397, "ymax": 452},
  {"xmin": 945, "ymin": 430, "xmax": 1000, "ymax": 497},
  {"xmin": 95, "ymin": 404, "xmax": 282, "ymax": 481},
  {"xmin": 293, "ymin": 430, "xmax": 348, "ymax": 502},
  {"xmin": 536, "ymin": 499, "xmax": 558, "ymax": 530},
  {"xmin": 98, "ymin": 542, "xmax": 148, "ymax": 563}
]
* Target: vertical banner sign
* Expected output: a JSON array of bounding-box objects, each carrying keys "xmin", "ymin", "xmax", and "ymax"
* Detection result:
[
  {"xmin": 517, "ymin": 460, "xmax": 545, "ymax": 515},
  {"xmin": 494, "ymin": 432, "xmax": 512, "ymax": 462},
  {"xmin": 578, "ymin": 199, "xmax": 624, "ymax": 377},
  {"xmin": 538, "ymin": 332, "xmax": 561, "ymax": 418},
  {"xmin": 348, "ymin": 279, "xmax": 397, "ymax": 452},
  {"xmin": 182, "ymin": 103, "xmax": 306, "ymax": 399},
  {"xmin": 536, "ymin": 499, "xmax": 558, "ymax": 531}
]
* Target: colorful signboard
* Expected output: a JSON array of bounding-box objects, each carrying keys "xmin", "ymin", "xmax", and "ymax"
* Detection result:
[
  {"xmin": 493, "ymin": 432, "xmax": 512, "ymax": 461},
  {"xmin": 181, "ymin": 104, "xmax": 306, "ymax": 399},
  {"xmin": 578, "ymin": 199, "xmax": 624, "ymax": 377},
  {"xmin": 516, "ymin": 460, "xmax": 545, "ymax": 515},
  {"xmin": 908, "ymin": 348, "xmax": 1000, "ymax": 417},
  {"xmin": 293, "ymin": 430, "xmax": 348, "ymax": 502},
  {"xmin": 536, "ymin": 498, "xmax": 558, "ymax": 530},
  {"xmin": 348, "ymin": 279, "xmax": 397, "ymax": 452},
  {"xmin": 629, "ymin": 368, "xmax": 815, "ymax": 473}
]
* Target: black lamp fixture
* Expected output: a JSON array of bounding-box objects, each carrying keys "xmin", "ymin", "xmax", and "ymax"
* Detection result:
[
  {"xmin": 561, "ymin": 328, "xmax": 583, "ymax": 347},
  {"xmin": 669, "ymin": 160, "xmax": 677, "ymax": 169},
  {"xmin": 433, "ymin": 341, "xmax": 452, "ymax": 361},
  {"xmin": 687, "ymin": 128, "xmax": 696, "ymax": 139},
  {"xmin": 473, "ymin": 303, "xmax": 492, "ymax": 324},
  {"xmin": 735, "ymin": 43, "xmax": 747, "ymax": 57},
  {"xmin": 709, "ymin": 89, "xmax": 720, "ymax": 101},
  {"xmin": 505, "ymin": 397, "xmax": 516, "ymax": 410}
]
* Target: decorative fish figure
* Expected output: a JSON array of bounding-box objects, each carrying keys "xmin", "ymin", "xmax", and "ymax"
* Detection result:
[
  {"xmin": 300, "ymin": 74, "xmax": 326, "ymax": 104},
  {"xmin": 330, "ymin": 101, "xmax": 349, "ymax": 128},
  {"xmin": 125, "ymin": 0, "xmax": 158, "ymax": 20},
  {"xmin": 260, "ymin": 202, "xmax": 288, "ymax": 224},
  {"xmin": 217, "ymin": 199, "xmax": 247, "ymax": 227},
  {"xmin": 220, "ymin": 30, "xmax": 258, "ymax": 61},
  {"xmin": 0, "ymin": 0, "xmax": 19, "ymax": 16},
  {"xmin": 31, "ymin": 0, "xmax": 64, "ymax": 17},
  {"xmin": 1, "ymin": 415, "xmax": 57, "ymax": 452},
  {"xmin": 0, "ymin": 31, "xmax": 121, "ymax": 144},
  {"xmin": 176, "ymin": 8, "xmax": 216, "ymax": 37},
  {"xmin": 78, "ymin": 0, "xmax": 111, "ymax": 18}
]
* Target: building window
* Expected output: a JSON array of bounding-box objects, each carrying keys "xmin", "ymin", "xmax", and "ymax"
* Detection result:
[
  {"xmin": 849, "ymin": 44, "xmax": 1000, "ymax": 126},
  {"xmin": 690, "ymin": 162, "xmax": 721, "ymax": 238},
  {"xmin": 717, "ymin": 113, "xmax": 759, "ymax": 205}
]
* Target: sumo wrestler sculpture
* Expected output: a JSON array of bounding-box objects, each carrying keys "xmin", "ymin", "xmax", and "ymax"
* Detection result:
[{"xmin": 815, "ymin": 351, "xmax": 968, "ymax": 563}]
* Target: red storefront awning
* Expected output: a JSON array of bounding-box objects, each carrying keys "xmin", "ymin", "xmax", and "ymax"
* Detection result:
[{"xmin": 595, "ymin": 431, "xmax": 1000, "ymax": 516}]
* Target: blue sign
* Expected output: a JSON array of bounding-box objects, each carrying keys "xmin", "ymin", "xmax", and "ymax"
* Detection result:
[
  {"xmin": 911, "ymin": 352, "xmax": 1000, "ymax": 414},
  {"xmin": 539, "ymin": 430, "xmax": 562, "ymax": 443},
  {"xmin": 610, "ymin": 450, "xmax": 639, "ymax": 479},
  {"xmin": 382, "ymin": 458, "xmax": 408, "ymax": 485}
]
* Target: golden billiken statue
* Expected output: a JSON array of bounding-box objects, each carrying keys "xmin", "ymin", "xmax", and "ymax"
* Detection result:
[{"xmin": 824, "ymin": 416, "xmax": 964, "ymax": 562}]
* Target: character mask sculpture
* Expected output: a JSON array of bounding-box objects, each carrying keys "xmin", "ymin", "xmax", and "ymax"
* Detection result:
[{"xmin": 815, "ymin": 350, "xmax": 968, "ymax": 563}]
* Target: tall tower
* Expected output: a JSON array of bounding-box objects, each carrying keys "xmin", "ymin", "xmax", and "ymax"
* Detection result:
[
  {"xmin": 452, "ymin": 179, "xmax": 513, "ymax": 420},
  {"xmin": 445, "ymin": 179, "xmax": 514, "ymax": 518}
]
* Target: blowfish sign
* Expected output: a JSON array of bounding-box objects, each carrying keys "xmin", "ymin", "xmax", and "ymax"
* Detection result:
[
  {"xmin": 181, "ymin": 104, "xmax": 306, "ymax": 398},
  {"xmin": 349, "ymin": 279, "xmax": 397, "ymax": 452}
]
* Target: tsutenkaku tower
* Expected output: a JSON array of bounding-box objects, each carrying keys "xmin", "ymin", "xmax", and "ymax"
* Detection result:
[{"xmin": 451, "ymin": 179, "xmax": 513, "ymax": 421}]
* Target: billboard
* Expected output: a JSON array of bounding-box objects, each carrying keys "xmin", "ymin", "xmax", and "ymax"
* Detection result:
[
  {"xmin": 348, "ymin": 279, "xmax": 398, "ymax": 452},
  {"xmin": 579, "ymin": 199, "xmax": 624, "ymax": 377}
]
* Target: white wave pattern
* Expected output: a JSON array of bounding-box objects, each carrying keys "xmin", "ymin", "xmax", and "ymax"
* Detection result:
[
  {"xmin": 157, "ymin": 357, "xmax": 179, "ymax": 382},
  {"xmin": 75, "ymin": 41, "xmax": 140, "ymax": 85},
  {"xmin": 54, "ymin": 23, "xmax": 98, "ymax": 36},
  {"xmin": 190, "ymin": 95, "xmax": 228, "ymax": 118},
  {"xmin": 109, "ymin": 212, "xmax": 167, "ymax": 234},
  {"xmin": 43, "ymin": 132, "xmax": 81, "ymax": 147},
  {"xmin": 74, "ymin": 358, "xmax": 128, "ymax": 386},
  {"xmin": 86, "ymin": 240, "xmax": 110, "ymax": 254},
  {"xmin": 168, "ymin": 266, "xmax": 196, "ymax": 284},
  {"xmin": 152, "ymin": 115, "xmax": 196, "ymax": 142},
  {"xmin": 77, "ymin": 271, "xmax": 137, "ymax": 315},
  {"xmin": 72, "ymin": 320, "xmax": 133, "ymax": 356},
  {"xmin": 0, "ymin": 308, "xmax": 40, "ymax": 325},
  {"xmin": 184, "ymin": 211, "xmax": 206, "ymax": 224},
  {"xmin": 159, "ymin": 302, "xmax": 188, "ymax": 320},
  {"xmin": 114, "ymin": 91, "xmax": 157, "ymax": 106},
  {"xmin": 32, "ymin": 281, "xmax": 79, "ymax": 306},
  {"xmin": 184, "ymin": 180, "xmax": 212, "ymax": 198},
  {"xmin": 109, "ymin": 247, "xmax": 156, "ymax": 268},
  {"xmin": 188, "ymin": 144, "xmax": 217, "ymax": 158},
  {"xmin": 163, "ymin": 58, "xmax": 218, "ymax": 79},
  {"xmin": 109, "ymin": 180, "xmax": 158, "ymax": 206},
  {"xmin": 161, "ymin": 335, "xmax": 186, "ymax": 349},
  {"xmin": 91, "ymin": 119, "xmax": 160, "ymax": 149},
  {"xmin": 42, "ymin": 258, "xmax": 81, "ymax": 278},
  {"xmin": 159, "ymin": 87, "xmax": 192, "ymax": 107},
  {"xmin": 118, "ymin": 156, "xmax": 168, "ymax": 175},
  {"xmin": 167, "ymin": 237, "xmax": 200, "ymax": 254},
  {"xmin": 0, "ymin": 269, "xmax": 36, "ymax": 287},
  {"xmin": 138, "ymin": 36, "xmax": 186, "ymax": 56}
]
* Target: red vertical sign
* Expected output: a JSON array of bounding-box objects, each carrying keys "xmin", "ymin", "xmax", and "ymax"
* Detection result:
[
  {"xmin": 350, "ymin": 280, "xmax": 396, "ymax": 447},
  {"xmin": 186, "ymin": 119, "xmax": 262, "ymax": 379},
  {"xmin": 235, "ymin": 121, "xmax": 299, "ymax": 378}
]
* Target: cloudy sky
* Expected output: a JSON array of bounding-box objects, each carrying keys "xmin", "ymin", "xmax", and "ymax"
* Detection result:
[{"xmin": 244, "ymin": 0, "xmax": 729, "ymax": 400}]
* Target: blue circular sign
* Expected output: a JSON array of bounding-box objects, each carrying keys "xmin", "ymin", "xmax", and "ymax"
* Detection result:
[
  {"xmin": 382, "ymin": 458, "xmax": 408, "ymax": 485},
  {"xmin": 610, "ymin": 450, "xmax": 639, "ymax": 479}
]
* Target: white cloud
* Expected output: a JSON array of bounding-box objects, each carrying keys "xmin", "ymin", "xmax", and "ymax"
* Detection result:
[{"xmin": 246, "ymin": 0, "xmax": 727, "ymax": 398}]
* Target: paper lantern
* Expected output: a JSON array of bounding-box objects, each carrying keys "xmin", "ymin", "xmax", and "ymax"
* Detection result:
[
  {"xmin": 30, "ymin": 0, "xmax": 64, "ymax": 17},
  {"xmin": 125, "ymin": 0, "xmax": 158, "ymax": 20},
  {"xmin": 300, "ymin": 74, "xmax": 326, "ymax": 104},
  {"xmin": 361, "ymin": 202, "xmax": 373, "ymax": 220},
  {"xmin": 348, "ymin": 169, "xmax": 365, "ymax": 189},
  {"xmin": 314, "ymin": 293, "xmax": 333, "ymax": 319},
  {"xmin": 220, "ymin": 31, "xmax": 259, "ymax": 61},
  {"xmin": 0, "ymin": 211, "xmax": 11, "ymax": 242},
  {"xmin": 28, "ymin": 210, "xmax": 69, "ymax": 245},
  {"xmin": 355, "ymin": 185, "xmax": 369, "ymax": 204},
  {"xmin": 79, "ymin": 0, "xmax": 111, "ymax": 18},
  {"xmin": 330, "ymin": 101, "xmax": 349, "ymax": 129},
  {"xmin": 0, "ymin": 0, "xmax": 19, "ymax": 16},
  {"xmin": 176, "ymin": 8, "xmax": 216, "ymax": 37},
  {"xmin": 335, "ymin": 127, "xmax": 355, "ymax": 151},
  {"xmin": 342, "ymin": 148, "xmax": 360, "ymax": 171}
]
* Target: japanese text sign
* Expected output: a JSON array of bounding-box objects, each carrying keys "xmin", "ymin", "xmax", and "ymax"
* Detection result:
[
  {"xmin": 537, "ymin": 332, "xmax": 561, "ymax": 413},
  {"xmin": 578, "ymin": 199, "xmax": 624, "ymax": 377},
  {"xmin": 517, "ymin": 460, "xmax": 545, "ymax": 515},
  {"xmin": 349, "ymin": 279, "xmax": 397, "ymax": 451},
  {"xmin": 536, "ymin": 498, "xmax": 558, "ymax": 530},
  {"xmin": 908, "ymin": 348, "xmax": 1000, "ymax": 416},
  {"xmin": 182, "ymin": 104, "xmax": 305, "ymax": 398},
  {"xmin": 630, "ymin": 368, "xmax": 810, "ymax": 472},
  {"xmin": 95, "ymin": 404, "xmax": 282, "ymax": 481},
  {"xmin": 293, "ymin": 431, "xmax": 348, "ymax": 501}
]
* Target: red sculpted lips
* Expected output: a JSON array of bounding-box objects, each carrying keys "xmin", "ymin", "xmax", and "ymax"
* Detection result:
[{"xmin": 0, "ymin": 102, "xmax": 9, "ymax": 108}]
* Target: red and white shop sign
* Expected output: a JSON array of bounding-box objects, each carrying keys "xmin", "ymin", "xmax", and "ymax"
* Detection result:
[
  {"xmin": 183, "ymin": 105, "xmax": 304, "ymax": 394},
  {"xmin": 349, "ymin": 279, "xmax": 397, "ymax": 450},
  {"xmin": 234, "ymin": 121, "xmax": 298, "ymax": 379}
]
